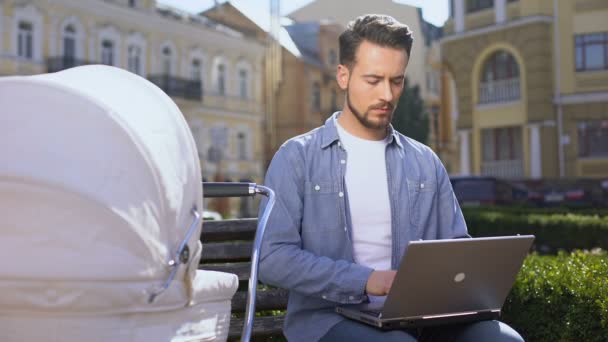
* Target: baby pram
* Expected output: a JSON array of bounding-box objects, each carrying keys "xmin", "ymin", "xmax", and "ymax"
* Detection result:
[{"xmin": 0, "ymin": 65, "xmax": 272, "ymax": 341}]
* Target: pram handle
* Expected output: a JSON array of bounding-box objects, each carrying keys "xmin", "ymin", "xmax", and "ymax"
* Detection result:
[
  {"xmin": 202, "ymin": 182, "xmax": 276, "ymax": 342},
  {"xmin": 203, "ymin": 182, "xmax": 256, "ymax": 197}
]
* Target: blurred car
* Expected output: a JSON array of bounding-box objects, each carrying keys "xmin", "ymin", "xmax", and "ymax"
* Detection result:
[
  {"xmin": 535, "ymin": 179, "xmax": 605, "ymax": 207},
  {"xmin": 449, "ymin": 176, "xmax": 528, "ymax": 207}
]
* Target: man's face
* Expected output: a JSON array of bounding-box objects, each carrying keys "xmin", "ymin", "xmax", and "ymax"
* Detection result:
[{"xmin": 337, "ymin": 40, "xmax": 409, "ymax": 131}]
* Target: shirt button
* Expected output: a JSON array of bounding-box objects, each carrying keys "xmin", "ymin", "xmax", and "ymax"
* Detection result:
[
  {"xmin": 340, "ymin": 159, "xmax": 346, "ymax": 164},
  {"xmin": 344, "ymin": 226, "xmax": 347, "ymax": 231},
  {"xmin": 322, "ymin": 295, "xmax": 327, "ymax": 299},
  {"xmin": 315, "ymin": 185, "xmax": 320, "ymax": 191},
  {"xmin": 349, "ymin": 296, "xmax": 355, "ymax": 300},
  {"xmin": 338, "ymin": 141, "xmax": 341, "ymax": 147},
  {"xmin": 420, "ymin": 183, "xmax": 425, "ymax": 189},
  {"xmin": 338, "ymin": 192, "xmax": 344, "ymax": 197}
]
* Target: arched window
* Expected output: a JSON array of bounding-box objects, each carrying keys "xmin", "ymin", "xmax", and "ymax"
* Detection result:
[
  {"xmin": 161, "ymin": 46, "xmax": 172, "ymax": 75},
  {"xmin": 127, "ymin": 44, "xmax": 142, "ymax": 75},
  {"xmin": 217, "ymin": 63, "xmax": 226, "ymax": 95},
  {"xmin": 17, "ymin": 21, "xmax": 33, "ymax": 59},
  {"xmin": 311, "ymin": 82, "xmax": 321, "ymax": 112},
  {"xmin": 238, "ymin": 69, "xmax": 248, "ymax": 98},
  {"xmin": 62, "ymin": 25, "xmax": 76, "ymax": 61},
  {"xmin": 101, "ymin": 40, "xmax": 114, "ymax": 66},
  {"xmin": 191, "ymin": 58, "xmax": 202, "ymax": 81},
  {"xmin": 479, "ymin": 50, "xmax": 520, "ymax": 104},
  {"xmin": 126, "ymin": 32, "xmax": 146, "ymax": 76}
]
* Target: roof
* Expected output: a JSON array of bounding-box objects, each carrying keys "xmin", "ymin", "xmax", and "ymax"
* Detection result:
[{"xmin": 284, "ymin": 22, "xmax": 324, "ymax": 66}]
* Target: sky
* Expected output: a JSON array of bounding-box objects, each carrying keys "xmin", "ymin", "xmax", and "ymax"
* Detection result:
[{"xmin": 156, "ymin": 0, "xmax": 450, "ymax": 29}]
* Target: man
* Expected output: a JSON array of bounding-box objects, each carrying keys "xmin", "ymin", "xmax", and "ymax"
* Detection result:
[{"xmin": 258, "ymin": 14, "xmax": 524, "ymax": 342}]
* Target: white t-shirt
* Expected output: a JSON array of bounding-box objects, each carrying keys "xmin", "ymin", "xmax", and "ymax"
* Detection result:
[{"xmin": 336, "ymin": 119, "xmax": 392, "ymax": 275}]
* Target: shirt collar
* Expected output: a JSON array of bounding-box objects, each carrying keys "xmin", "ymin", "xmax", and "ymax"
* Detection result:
[{"xmin": 321, "ymin": 112, "xmax": 404, "ymax": 149}]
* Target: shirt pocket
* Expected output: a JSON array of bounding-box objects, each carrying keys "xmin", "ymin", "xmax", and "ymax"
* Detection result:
[
  {"xmin": 407, "ymin": 179, "xmax": 437, "ymax": 228},
  {"xmin": 302, "ymin": 180, "xmax": 342, "ymax": 231}
]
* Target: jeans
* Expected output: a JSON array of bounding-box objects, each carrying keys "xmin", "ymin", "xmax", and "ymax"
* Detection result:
[{"xmin": 319, "ymin": 319, "xmax": 525, "ymax": 342}]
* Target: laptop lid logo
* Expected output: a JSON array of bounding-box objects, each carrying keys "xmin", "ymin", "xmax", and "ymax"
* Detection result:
[{"xmin": 454, "ymin": 272, "xmax": 466, "ymax": 283}]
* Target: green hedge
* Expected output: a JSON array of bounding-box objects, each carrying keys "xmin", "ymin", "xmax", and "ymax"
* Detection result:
[
  {"xmin": 503, "ymin": 251, "xmax": 608, "ymax": 342},
  {"xmin": 463, "ymin": 209, "xmax": 608, "ymax": 252}
]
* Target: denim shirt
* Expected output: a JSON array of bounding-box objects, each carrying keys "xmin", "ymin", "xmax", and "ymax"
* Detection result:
[{"xmin": 258, "ymin": 113, "xmax": 469, "ymax": 342}]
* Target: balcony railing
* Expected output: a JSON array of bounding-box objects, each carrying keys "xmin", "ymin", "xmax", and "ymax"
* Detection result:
[
  {"xmin": 481, "ymin": 159, "xmax": 524, "ymax": 179},
  {"xmin": 479, "ymin": 78, "xmax": 520, "ymax": 104},
  {"xmin": 147, "ymin": 75, "xmax": 202, "ymax": 101},
  {"xmin": 46, "ymin": 56, "xmax": 94, "ymax": 73}
]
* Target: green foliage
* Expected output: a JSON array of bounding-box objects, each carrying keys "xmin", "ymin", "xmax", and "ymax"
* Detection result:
[
  {"xmin": 391, "ymin": 83, "xmax": 429, "ymax": 144},
  {"xmin": 462, "ymin": 208, "xmax": 608, "ymax": 251},
  {"xmin": 503, "ymin": 251, "xmax": 608, "ymax": 342}
]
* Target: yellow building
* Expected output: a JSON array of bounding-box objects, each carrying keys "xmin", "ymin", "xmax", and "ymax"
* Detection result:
[
  {"xmin": 442, "ymin": 0, "xmax": 608, "ymax": 179},
  {"xmin": 204, "ymin": 2, "xmax": 343, "ymax": 166},
  {"xmin": 0, "ymin": 0, "xmax": 267, "ymax": 216}
]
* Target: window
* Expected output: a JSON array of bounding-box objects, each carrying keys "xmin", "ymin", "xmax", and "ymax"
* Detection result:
[
  {"xmin": 479, "ymin": 50, "xmax": 520, "ymax": 104},
  {"xmin": 208, "ymin": 126, "xmax": 228, "ymax": 163},
  {"xmin": 237, "ymin": 132, "xmax": 247, "ymax": 160},
  {"xmin": 578, "ymin": 120, "xmax": 608, "ymax": 158},
  {"xmin": 466, "ymin": 0, "xmax": 493, "ymax": 13},
  {"xmin": 63, "ymin": 25, "xmax": 76, "ymax": 61},
  {"xmin": 17, "ymin": 21, "xmax": 33, "ymax": 59},
  {"xmin": 481, "ymin": 127, "xmax": 522, "ymax": 161},
  {"xmin": 575, "ymin": 32, "xmax": 608, "ymax": 72},
  {"xmin": 238, "ymin": 69, "xmax": 248, "ymax": 99},
  {"xmin": 162, "ymin": 46, "xmax": 172, "ymax": 75},
  {"xmin": 311, "ymin": 82, "xmax": 321, "ymax": 112},
  {"xmin": 127, "ymin": 45, "xmax": 142, "ymax": 75},
  {"xmin": 330, "ymin": 89, "xmax": 338, "ymax": 111},
  {"xmin": 101, "ymin": 40, "xmax": 114, "ymax": 66},
  {"xmin": 191, "ymin": 58, "xmax": 202, "ymax": 81},
  {"xmin": 328, "ymin": 49, "xmax": 337, "ymax": 65},
  {"xmin": 217, "ymin": 64, "xmax": 226, "ymax": 96}
]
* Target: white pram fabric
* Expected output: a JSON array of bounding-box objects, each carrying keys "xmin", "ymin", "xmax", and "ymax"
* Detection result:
[{"xmin": 0, "ymin": 65, "xmax": 238, "ymax": 341}]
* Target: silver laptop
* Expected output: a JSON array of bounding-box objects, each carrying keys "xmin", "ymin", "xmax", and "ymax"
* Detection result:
[{"xmin": 336, "ymin": 235, "xmax": 535, "ymax": 329}]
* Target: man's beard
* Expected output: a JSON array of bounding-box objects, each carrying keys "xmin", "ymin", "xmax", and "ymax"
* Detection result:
[{"xmin": 346, "ymin": 87, "xmax": 395, "ymax": 131}]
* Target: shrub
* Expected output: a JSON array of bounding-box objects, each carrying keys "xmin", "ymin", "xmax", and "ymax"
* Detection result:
[
  {"xmin": 503, "ymin": 251, "xmax": 608, "ymax": 342},
  {"xmin": 463, "ymin": 209, "xmax": 608, "ymax": 252}
]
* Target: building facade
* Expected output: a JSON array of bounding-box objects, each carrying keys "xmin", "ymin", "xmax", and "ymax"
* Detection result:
[
  {"xmin": 0, "ymin": 0, "xmax": 266, "ymax": 216},
  {"xmin": 442, "ymin": 0, "xmax": 608, "ymax": 179}
]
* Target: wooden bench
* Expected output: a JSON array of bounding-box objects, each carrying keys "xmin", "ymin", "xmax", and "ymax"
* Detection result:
[{"xmin": 199, "ymin": 218, "xmax": 289, "ymax": 340}]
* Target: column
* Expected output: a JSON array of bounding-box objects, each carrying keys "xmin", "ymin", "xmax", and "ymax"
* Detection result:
[
  {"xmin": 530, "ymin": 124, "xmax": 542, "ymax": 179},
  {"xmin": 495, "ymin": 0, "xmax": 507, "ymax": 24},
  {"xmin": 459, "ymin": 130, "xmax": 471, "ymax": 175},
  {"xmin": 455, "ymin": 0, "xmax": 465, "ymax": 33}
]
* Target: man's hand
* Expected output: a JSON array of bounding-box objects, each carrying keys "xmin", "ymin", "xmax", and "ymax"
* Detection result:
[{"xmin": 365, "ymin": 270, "xmax": 396, "ymax": 296}]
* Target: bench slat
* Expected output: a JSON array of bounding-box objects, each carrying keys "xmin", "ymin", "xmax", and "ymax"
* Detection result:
[
  {"xmin": 229, "ymin": 315, "xmax": 285, "ymax": 339},
  {"xmin": 231, "ymin": 288, "xmax": 289, "ymax": 313},
  {"xmin": 201, "ymin": 242, "xmax": 252, "ymax": 262},
  {"xmin": 202, "ymin": 219, "xmax": 257, "ymax": 242}
]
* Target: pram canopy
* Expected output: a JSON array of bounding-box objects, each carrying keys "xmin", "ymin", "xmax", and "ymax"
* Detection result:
[{"xmin": 0, "ymin": 66, "xmax": 235, "ymax": 336}]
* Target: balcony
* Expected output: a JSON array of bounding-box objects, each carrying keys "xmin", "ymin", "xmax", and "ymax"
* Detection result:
[
  {"xmin": 147, "ymin": 75, "xmax": 202, "ymax": 101},
  {"xmin": 46, "ymin": 56, "xmax": 94, "ymax": 73},
  {"xmin": 479, "ymin": 78, "xmax": 520, "ymax": 105},
  {"xmin": 481, "ymin": 159, "xmax": 524, "ymax": 179}
]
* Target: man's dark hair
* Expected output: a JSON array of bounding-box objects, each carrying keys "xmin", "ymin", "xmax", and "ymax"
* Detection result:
[{"xmin": 339, "ymin": 14, "xmax": 413, "ymax": 68}]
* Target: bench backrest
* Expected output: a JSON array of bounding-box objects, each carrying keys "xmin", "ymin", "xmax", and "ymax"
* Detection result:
[{"xmin": 200, "ymin": 218, "xmax": 288, "ymax": 340}]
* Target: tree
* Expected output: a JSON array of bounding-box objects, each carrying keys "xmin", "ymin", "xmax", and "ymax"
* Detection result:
[{"xmin": 391, "ymin": 82, "xmax": 429, "ymax": 145}]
